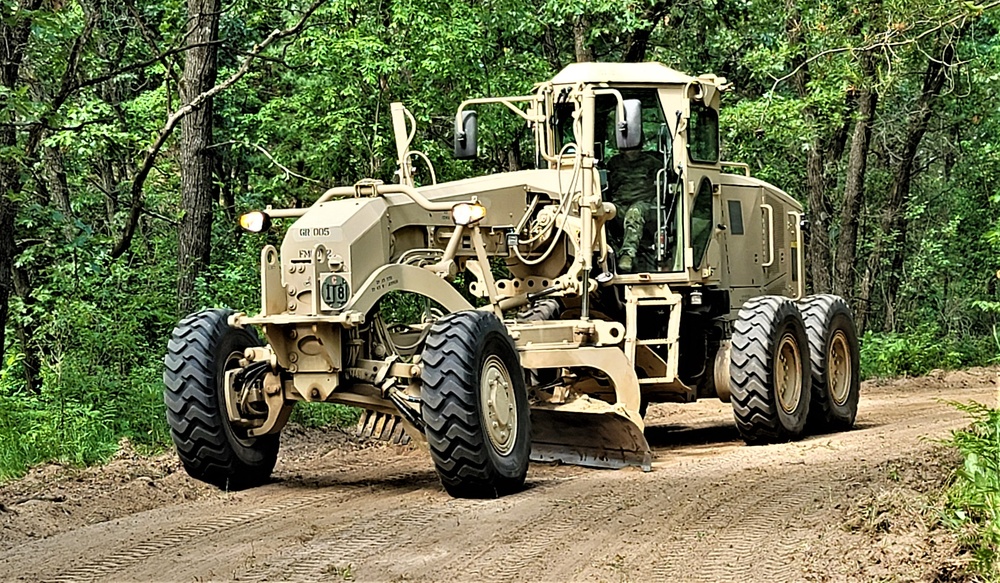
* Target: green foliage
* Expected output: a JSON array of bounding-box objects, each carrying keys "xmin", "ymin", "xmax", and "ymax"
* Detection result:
[
  {"xmin": 2, "ymin": 0, "xmax": 1000, "ymax": 489},
  {"xmin": 0, "ymin": 218, "xmax": 179, "ymax": 479},
  {"xmin": 859, "ymin": 327, "xmax": 994, "ymax": 379},
  {"xmin": 0, "ymin": 352, "xmax": 166, "ymax": 481},
  {"xmin": 944, "ymin": 402, "xmax": 1000, "ymax": 580},
  {"xmin": 290, "ymin": 402, "xmax": 360, "ymax": 429}
]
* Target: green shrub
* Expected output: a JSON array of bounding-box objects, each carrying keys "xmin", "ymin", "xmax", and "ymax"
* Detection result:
[
  {"xmin": 944, "ymin": 402, "xmax": 1000, "ymax": 580},
  {"xmin": 859, "ymin": 327, "xmax": 993, "ymax": 380},
  {"xmin": 0, "ymin": 348, "xmax": 170, "ymax": 481},
  {"xmin": 290, "ymin": 401, "xmax": 361, "ymax": 429}
]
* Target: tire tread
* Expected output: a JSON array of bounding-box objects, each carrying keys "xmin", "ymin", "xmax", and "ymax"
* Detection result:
[
  {"xmin": 730, "ymin": 296, "xmax": 811, "ymax": 444},
  {"xmin": 420, "ymin": 311, "xmax": 527, "ymax": 498},
  {"xmin": 163, "ymin": 309, "xmax": 277, "ymax": 490},
  {"xmin": 798, "ymin": 294, "xmax": 860, "ymax": 430}
]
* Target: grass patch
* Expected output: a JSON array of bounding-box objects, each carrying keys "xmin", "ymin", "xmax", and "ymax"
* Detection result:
[
  {"xmin": 0, "ymin": 350, "xmax": 360, "ymax": 482},
  {"xmin": 290, "ymin": 401, "xmax": 360, "ymax": 429},
  {"xmin": 0, "ymin": 359, "xmax": 170, "ymax": 482},
  {"xmin": 860, "ymin": 328, "xmax": 993, "ymax": 380},
  {"xmin": 944, "ymin": 402, "xmax": 1000, "ymax": 580}
]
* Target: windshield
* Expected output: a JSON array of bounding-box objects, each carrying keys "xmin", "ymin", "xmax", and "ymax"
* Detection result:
[{"xmin": 554, "ymin": 88, "xmax": 666, "ymax": 159}]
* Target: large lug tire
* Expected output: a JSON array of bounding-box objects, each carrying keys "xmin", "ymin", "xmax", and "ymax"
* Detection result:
[
  {"xmin": 730, "ymin": 296, "xmax": 812, "ymax": 444},
  {"xmin": 420, "ymin": 311, "xmax": 530, "ymax": 498},
  {"xmin": 799, "ymin": 294, "xmax": 860, "ymax": 431},
  {"xmin": 163, "ymin": 309, "xmax": 278, "ymax": 490}
]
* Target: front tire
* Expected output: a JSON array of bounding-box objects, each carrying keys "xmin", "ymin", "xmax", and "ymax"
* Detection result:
[
  {"xmin": 420, "ymin": 311, "xmax": 530, "ymax": 498},
  {"xmin": 163, "ymin": 309, "xmax": 278, "ymax": 490},
  {"xmin": 730, "ymin": 296, "xmax": 812, "ymax": 444},
  {"xmin": 799, "ymin": 295, "xmax": 860, "ymax": 431}
]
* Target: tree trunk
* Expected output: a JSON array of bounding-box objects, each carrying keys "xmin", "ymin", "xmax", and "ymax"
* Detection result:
[
  {"xmin": 541, "ymin": 27, "xmax": 562, "ymax": 71},
  {"xmin": 176, "ymin": 0, "xmax": 222, "ymax": 316},
  {"xmin": 11, "ymin": 266, "xmax": 41, "ymax": 392},
  {"xmin": 573, "ymin": 16, "xmax": 592, "ymax": 63},
  {"xmin": 43, "ymin": 145, "xmax": 77, "ymax": 242},
  {"xmin": 0, "ymin": 199, "xmax": 14, "ymax": 367},
  {"xmin": 622, "ymin": 1, "xmax": 672, "ymax": 63},
  {"xmin": 804, "ymin": 147, "xmax": 833, "ymax": 293},
  {"xmin": 859, "ymin": 41, "xmax": 956, "ymax": 332},
  {"xmin": 785, "ymin": 0, "xmax": 833, "ymax": 293},
  {"xmin": 0, "ymin": 0, "xmax": 42, "ymax": 370},
  {"xmin": 833, "ymin": 55, "xmax": 878, "ymax": 301}
]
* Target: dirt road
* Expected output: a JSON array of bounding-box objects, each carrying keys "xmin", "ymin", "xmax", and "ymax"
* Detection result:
[{"xmin": 1, "ymin": 369, "xmax": 995, "ymax": 582}]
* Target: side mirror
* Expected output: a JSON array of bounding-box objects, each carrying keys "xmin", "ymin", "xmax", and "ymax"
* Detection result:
[
  {"xmin": 616, "ymin": 99, "xmax": 642, "ymax": 150},
  {"xmin": 454, "ymin": 110, "xmax": 478, "ymax": 160}
]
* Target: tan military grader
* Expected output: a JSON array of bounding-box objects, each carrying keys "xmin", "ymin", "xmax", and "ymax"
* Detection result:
[{"xmin": 164, "ymin": 62, "xmax": 860, "ymax": 497}]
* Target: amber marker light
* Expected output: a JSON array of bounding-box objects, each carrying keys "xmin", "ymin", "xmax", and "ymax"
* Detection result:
[{"xmin": 239, "ymin": 211, "xmax": 272, "ymax": 233}]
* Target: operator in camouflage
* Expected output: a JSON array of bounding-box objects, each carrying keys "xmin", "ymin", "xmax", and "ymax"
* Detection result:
[{"xmin": 606, "ymin": 149, "xmax": 661, "ymax": 272}]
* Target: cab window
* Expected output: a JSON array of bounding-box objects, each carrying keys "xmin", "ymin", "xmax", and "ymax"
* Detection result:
[
  {"xmin": 691, "ymin": 177, "xmax": 714, "ymax": 267},
  {"xmin": 688, "ymin": 101, "xmax": 719, "ymax": 164},
  {"xmin": 554, "ymin": 89, "xmax": 666, "ymax": 157},
  {"xmin": 596, "ymin": 89, "xmax": 665, "ymax": 156}
]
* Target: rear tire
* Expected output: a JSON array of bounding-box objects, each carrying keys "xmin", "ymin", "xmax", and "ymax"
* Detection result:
[
  {"xmin": 730, "ymin": 296, "xmax": 812, "ymax": 444},
  {"xmin": 420, "ymin": 311, "xmax": 530, "ymax": 498},
  {"xmin": 163, "ymin": 309, "xmax": 278, "ymax": 490},
  {"xmin": 799, "ymin": 295, "xmax": 860, "ymax": 431}
]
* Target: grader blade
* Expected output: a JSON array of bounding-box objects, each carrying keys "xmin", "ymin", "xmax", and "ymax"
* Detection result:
[
  {"xmin": 529, "ymin": 407, "xmax": 652, "ymax": 471},
  {"xmin": 355, "ymin": 409, "xmax": 411, "ymax": 445}
]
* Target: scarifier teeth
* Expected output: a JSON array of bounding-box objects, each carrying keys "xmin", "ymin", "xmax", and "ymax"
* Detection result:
[{"xmin": 354, "ymin": 409, "xmax": 411, "ymax": 445}]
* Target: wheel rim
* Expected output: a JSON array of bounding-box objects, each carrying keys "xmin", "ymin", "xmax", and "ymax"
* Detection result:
[
  {"xmin": 828, "ymin": 330, "xmax": 852, "ymax": 406},
  {"xmin": 222, "ymin": 351, "xmax": 255, "ymax": 446},
  {"xmin": 774, "ymin": 333, "xmax": 803, "ymax": 414},
  {"xmin": 480, "ymin": 354, "xmax": 518, "ymax": 455}
]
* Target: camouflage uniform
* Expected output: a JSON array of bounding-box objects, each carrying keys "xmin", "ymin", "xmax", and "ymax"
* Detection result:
[{"xmin": 606, "ymin": 150, "xmax": 662, "ymax": 272}]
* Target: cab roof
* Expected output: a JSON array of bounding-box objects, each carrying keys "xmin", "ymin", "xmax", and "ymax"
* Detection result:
[{"xmin": 549, "ymin": 62, "xmax": 696, "ymax": 86}]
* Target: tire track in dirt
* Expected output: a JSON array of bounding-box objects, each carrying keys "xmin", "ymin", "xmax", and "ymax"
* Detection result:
[
  {"xmin": 406, "ymin": 427, "xmax": 751, "ymax": 581},
  {"xmin": 646, "ymin": 462, "xmax": 840, "ymax": 583},
  {"xmin": 462, "ymin": 481, "xmax": 643, "ymax": 582},
  {"xmin": 239, "ymin": 476, "xmax": 575, "ymax": 581},
  {"xmin": 0, "ymin": 377, "xmax": 992, "ymax": 583},
  {"xmin": 317, "ymin": 394, "xmax": 981, "ymax": 583},
  {"xmin": 634, "ymin": 414, "xmax": 970, "ymax": 582},
  {"xmin": 43, "ymin": 488, "xmax": 355, "ymax": 583},
  {"xmin": 517, "ymin": 398, "xmax": 979, "ymax": 582},
  {"xmin": 9, "ymin": 454, "xmax": 428, "ymax": 583}
]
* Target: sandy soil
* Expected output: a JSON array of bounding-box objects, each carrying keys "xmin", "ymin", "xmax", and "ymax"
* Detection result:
[{"xmin": 0, "ymin": 368, "xmax": 995, "ymax": 582}]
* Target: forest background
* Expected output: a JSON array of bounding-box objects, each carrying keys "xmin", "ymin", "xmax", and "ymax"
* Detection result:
[{"xmin": 1, "ymin": 0, "xmax": 999, "ymax": 564}]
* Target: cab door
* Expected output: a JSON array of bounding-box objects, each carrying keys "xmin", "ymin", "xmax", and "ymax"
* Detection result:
[{"xmin": 682, "ymin": 91, "xmax": 722, "ymax": 282}]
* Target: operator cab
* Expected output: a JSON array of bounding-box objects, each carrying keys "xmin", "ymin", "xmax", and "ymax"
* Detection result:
[{"xmin": 549, "ymin": 64, "xmax": 723, "ymax": 278}]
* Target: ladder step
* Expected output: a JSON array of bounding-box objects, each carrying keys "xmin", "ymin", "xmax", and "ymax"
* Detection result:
[
  {"xmin": 633, "ymin": 299, "xmax": 676, "ymax": 306},
  {"xmin": 639, "ymin": 377, "xmax": 675, "ymax": 384},
  {"xmin": 636, "ymin": 338, "xmax": 673, "ymax": 346}
]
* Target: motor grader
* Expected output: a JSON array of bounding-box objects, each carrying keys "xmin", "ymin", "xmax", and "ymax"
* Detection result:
[{"xmin": 163, "ymin": 62, "xmax": 860, "ymax": 498}]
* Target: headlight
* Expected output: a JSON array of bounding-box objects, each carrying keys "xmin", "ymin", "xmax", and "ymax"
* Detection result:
[
  {"xmin": 451, "ymin": 202, "xmax": 487, "ymax": 226},
  {"xmin": 239, "ymin": 211, "xmax": 272, "ymax": 233}
]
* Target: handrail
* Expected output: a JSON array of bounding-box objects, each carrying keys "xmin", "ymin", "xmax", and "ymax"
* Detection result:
[
  {"xmin": 408, "ymin": 150, "xmax": 437, "ymax": 185},
  {"xmin": 761, "ymin": 203, "xmax": 775, "ymax": 268},
  {"xmin": 721, "ymin": 161, "xmax": 750, "ymax": 177},
  {"xmin": 315, "ymin": 183, "xmax": 459, "ymax": 211},
  {"xmin": 263, "ymin": 181, "xmax": 466, "ymax": 220},
  {"xmin": 655, "ymin": 168, "xmax": 666, "ymax": 263}
]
